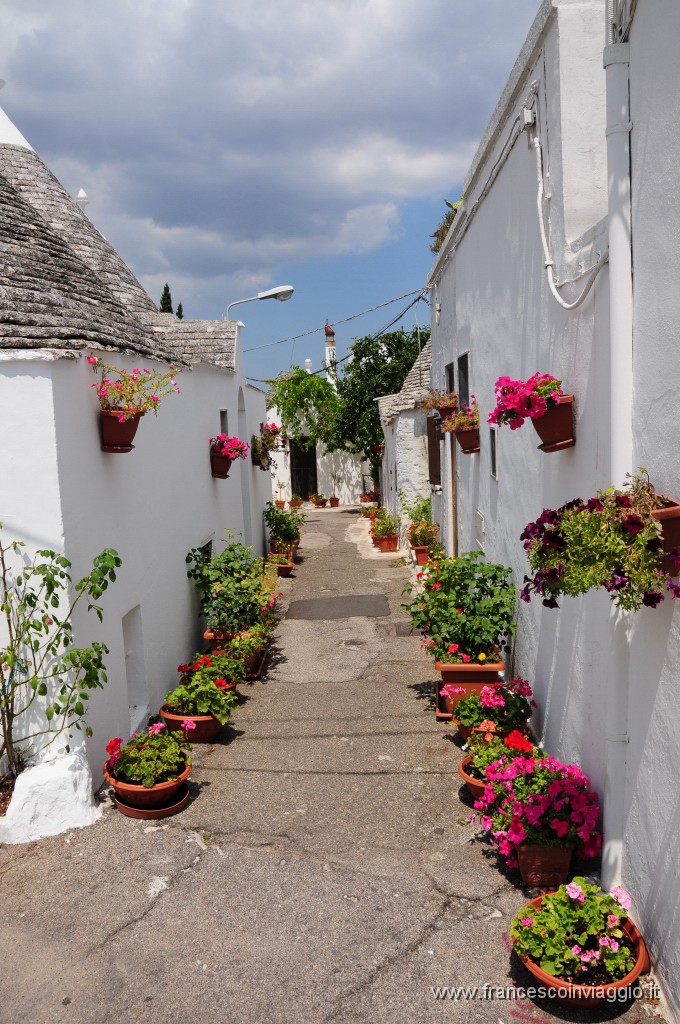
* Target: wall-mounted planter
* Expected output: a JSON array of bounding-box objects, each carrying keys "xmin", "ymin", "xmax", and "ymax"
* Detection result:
[
  {"xmin": 438, "ymin": 403, "xmax": 458, "ymax": 424},
  {"xmin": 453, "ymin": 427, "xmax": 480, "ymax": 454},
  {"xmin": 651, "ymin": 497, "xmax": 680, "ymax": 576},
  {"xmin": 532, "ymin": 395, "xmax": 575, "ymax": 452},
  {"xmin": 210, "ymin": 453, "xmax": 232, "ymax": 478},
  {"xmin": 99, "ymin": 411, "xmax": 144, "ymax": 453}
]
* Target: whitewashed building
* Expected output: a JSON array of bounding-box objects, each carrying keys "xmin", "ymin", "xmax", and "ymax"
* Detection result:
[
  {"xmin": 426, "ymin": 0, "xmax": 680, "ymax": 1011},
  {"xmin": 0, "ymin": 105, "xmax": 271, "ymax": 839}
]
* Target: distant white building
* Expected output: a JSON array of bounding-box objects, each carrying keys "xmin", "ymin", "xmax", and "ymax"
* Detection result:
[{"xmin": 0, "ymin": 104, "xmax": 270, "ymax": 839}]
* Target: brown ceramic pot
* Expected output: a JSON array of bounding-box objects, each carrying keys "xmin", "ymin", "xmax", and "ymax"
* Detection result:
[
  {"xmin": 374, "ymin": 534, "xmax": 399, "ymax": 552},
  {"xmin": 531, "ymin": 395, "xmax": 575, "ymax": 452},
  {"xmin": 410, "ymin": 545, "xmax": 429, "ymax": 566},
  {"xmin": 453, "ymin": 426, "xmax": 480, "ymax": 454},
  {"xmin": 457, "ymin": 755, "xmax": 486, "ymax": 801},
  {"xmin": 651, "ymin": 498, "xmax": 680, "ymax": 576},
  {"xmin": 99, "ymin": 410, "xmax": 144, "ymax": 453},
  {"xmin": 160, "ymin": 705, "xmax": 226, "ymax": 742},
  {"xmin": 210, "ymin": 453, "xmax": 232, "ymax": 478}
]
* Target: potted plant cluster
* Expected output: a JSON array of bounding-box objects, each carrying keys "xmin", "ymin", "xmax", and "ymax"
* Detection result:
[
  {"xmin": 161, "ymin": 653, "xmax": 242, "ymax": 741},
  {"xmin": 360, "ymin": 491, "xmax": 379, "ymax": 504},
  {"xmin": 251, "ymin": 422, "xmax": 282, "ymax": 470},
  {"xmin": 403, "ymin": 551, "xmax": 516, "ymax": 718},
  {"xmin": 263, "ymin": 501, "xmax": 304, "ymax": 557},
  {"xmin": 399, "ymin": 492, "xmax": 440, "ymax": 565},
  {"xmin": 510, "ymin": 879, "xmax": 650, "ymax": 1003},
  {"xmin": 88, "ymin": 354, "xmax": 181, "ymax": 453},
  {"xmin": 370, "ymin": 509, "xmax": 401, "ymax": 552},
  {"xmin": 450, "ymin": 676, "xmax": 535, "ymax": 742},
  {"xmin": 440, "ymin": 397, "xmax": 480, "ymax": 453},
  {"xmin": 488, "ymin": 372, "xmax": 574, "ymax": 451},
  {"xmin": 520, "ymin": 469, "xmax": 680, "ymax": 611},
  {"xmin": 104, "ymin": 722, "xmax": 193, "ymax": 818},
  {"xmin": 209, "ymin": 433, "xmax": 249, "ymax": 478}
]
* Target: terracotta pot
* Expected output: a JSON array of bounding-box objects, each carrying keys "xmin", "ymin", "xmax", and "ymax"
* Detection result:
[
  {"xmin": 289, "ymin": 500, "xmax": 303, "ymax": 509},
  {"xmin": 651, "ymin": 497, "xmax": 680, "ymax": 576},
  {"xmin": 531, "ymin": 395, "xmax": 575, "ymax": 452},
  {"xmin": 457, "ymin": 755, "xmax": 486, "ymax": 801},
  {"xmin": 246, "ymin": 647, "xmax": 267, "ymax": 679},
  {"xmin": 210, "ymin": 453, "xmax": 232, "ymax": 478},
  {"xmin": 453, "ymin": 426, "xmax": 480, "ymax": 454},
  {"xmin": 516, "ymin": 843, "xmax": 574, "ymax": 887},
  {"xmin": 99, "ymin": 410, "xmax": 144, "ymax": 453},
  {"xmin": 103, "ymin": 761, "xmax": 191, "ymax": 812},
  {"xmin": 313, "ymin": 499, "xmax": 328, "ymax": 508},
  {"xmin": 514, "ymin": 894, "xmax": 651, "ymax": 1004},
  {"xmin": 267, "ymin": 557, "xmax": 294, "ymax": 578},
  {"xmin": 203, "ymin": 628, "xmax": 237, "ymax": 653},
  {"xmin": 434, "ymin": 661, "xmax": 504, "ymax": 719},
  {"xmin": 410, "ymin": 545, "xmax": 429, "ymax": 566},
  {"xmin": 160, "ymin": 705, "xmax": 226, "ymax": 742},
  {"xmin": 374, "ymin": 534, "xmax": 399, "ymax": 552},
  {"xmin": 274, "ymin": 500, "xmax": 285, "ymax": 509},
  {"xmin": 329, "ymin": 497, "xmax": 340, "ymax": 507}
]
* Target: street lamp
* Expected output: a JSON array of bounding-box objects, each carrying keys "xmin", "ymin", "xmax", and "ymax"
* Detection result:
[{"xmin": 226, "ymin": 285, "xmax": 294, "ymax": 321}]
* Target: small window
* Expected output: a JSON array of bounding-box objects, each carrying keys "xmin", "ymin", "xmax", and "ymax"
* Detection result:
[
  {"xmin": 220, "ymin": 410, "xmax": 228, "ymax": 435},
  {"xmin": 489, "ymin": 427, "xmax": 498, "ymax": 480},
  {"xmin": 457, "ymin": 353, "xmax": 470, "ymax": 408},
  {"xmin": 445, "ymin": 362, "xmax": 455, "ymax": 395},
  {"xmin": 426, "ymin": 416, "xmax": 441, "ymax": 486}
]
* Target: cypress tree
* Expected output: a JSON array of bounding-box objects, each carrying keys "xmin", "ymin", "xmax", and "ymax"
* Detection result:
[
  {"xmin": 176, "ymin": 303, "xmax": 184, "ymax": 320},
  {"xmin": 159, "ymin": 283, "xmax": 173, "ymax": 313}
]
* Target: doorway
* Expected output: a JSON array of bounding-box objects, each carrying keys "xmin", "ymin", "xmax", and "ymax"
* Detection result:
[{"xmin": 290, "ymin": 438, "xmax": 318, "ymax": 499}]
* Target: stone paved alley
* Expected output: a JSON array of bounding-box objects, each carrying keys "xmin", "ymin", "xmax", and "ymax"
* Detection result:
[{"xmin": 0, "ymin": 508, "xmax": 668, "ymax": 1024}]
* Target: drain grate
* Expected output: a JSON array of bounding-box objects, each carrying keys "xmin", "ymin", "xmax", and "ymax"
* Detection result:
[{"xmin": 286, "ymin": 594, "xmax": 390, "ymax": 620}]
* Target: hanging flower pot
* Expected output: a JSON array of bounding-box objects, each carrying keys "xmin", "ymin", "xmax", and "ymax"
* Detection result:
[
  {"xmin": 531, "ymin": 395, "xmax": 576, "ymax": 452},
  {"xmin": 651, "ymin": 497, "xmax": 680, "ymax": 576},
  {"xmin": 453, "ymin": 426, "xmax": 481, "ymax": 454},
  {"xmin": 210, "ymin": 453, "xmax": 232, "ymax": 478},
  {"xmin": 99, "ymin": 410, "xmax": 144, "ymax": 453}
]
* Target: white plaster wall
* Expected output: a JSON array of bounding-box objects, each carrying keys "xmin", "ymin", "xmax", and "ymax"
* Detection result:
[
  {"xmin": 427, "ymin": 0, "xmax": 680, "ymax": 1012},
  {"xmin": 3, "ymin": 352, "xmax": 268, "ymax": 783}
]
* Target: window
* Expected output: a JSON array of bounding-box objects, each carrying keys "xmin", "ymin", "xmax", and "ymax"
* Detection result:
[
  {"xmin": 220, "ymin": 410, "xmax": 228, "ymax": 435},
  {"xmin": 445, "ymin": 362, "xmax": 455, "ymax": 395},
  {"xmin": 489, "ymin": 427, "xmax": 498, "ymax": 480},
  {"xmin": 457, "ymin": 353, "xmax": 470, "ymax": 408}
]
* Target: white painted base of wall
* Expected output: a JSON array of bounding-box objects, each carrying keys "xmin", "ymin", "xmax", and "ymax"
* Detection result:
[{"xmin": 0, "ymin": 752, "xmax": 102, "ymax": 844}]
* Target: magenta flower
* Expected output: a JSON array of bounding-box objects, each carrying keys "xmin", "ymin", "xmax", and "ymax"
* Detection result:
[{"xmin": 565, "ymin": 882, "xmax": 586, "ymax": 902}]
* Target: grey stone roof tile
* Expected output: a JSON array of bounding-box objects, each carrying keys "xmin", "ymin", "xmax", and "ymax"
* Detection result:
[{"xmin": 377, "ymin": 340, "xmax": 432, "ymax": 420}]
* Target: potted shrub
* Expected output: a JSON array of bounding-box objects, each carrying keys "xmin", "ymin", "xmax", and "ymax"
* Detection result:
[
  {"xmin": 209, "ymin": 433, "xmax": 249, "ymax": 478},
  {"xmin": 371, "ymin": 509, "xmax": 401, "ymax": 552},
  {"xmin": 440, "ymin": 397, "xmax": 480, "ymax": 453},
  {"xmin": 224, "ymin": 623, "xmax": 272, "ymax": 678},
  {"xmin": 418, "ymin": 388, "xmax": 458, "ymax": 421},
  {"xmin": 520, "ymin": 468, "xmax": 680, "ymax": 611},
  {"xmin": 451, "ymin": 677, "xmax": 535, "ymax": 742},
  {"xmin": 510, "ymin": 879, "xmax": 651, "ymax": 1004},
  {"xmin": 403, "ymin": 551, "xmax": 516, "ymax": 718},
  {"xmin": 488, "ymin": 372, "xmax": 574, "ymax": 451},
  {"xmin": 87, "ymin": 354, "xmax": 181, "ymax": 453},
  {"xmin": 266, "ymin": 552, "xmax": 295, "ymax": 578},
  {"xmin": 263, "ymin": 501, "xmax": 300, "ymax": 556},
  {"xmin": 473, "ymin": 747, "xmax": 602, "ymax": 886},
  {"xmin": 399, "ymin": 492, "xmax": 439, "ymax": 565},
  {"xmin": 103, "ymin": 723, "xmax": 193, "ymax": 818},
  {"xmin": 274, "ymin": 479, "xmax": 286, "ymax": 509},
  {"xmin": 161, "ymin": 653, "xmax": 242, "ymax": 741}
]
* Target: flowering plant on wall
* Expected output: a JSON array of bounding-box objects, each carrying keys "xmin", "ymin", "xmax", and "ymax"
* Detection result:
[
  {"xmin": 474, "ymin": 751, "xmax": 602, "ymax": 868},
  {"xmin": 510, "ymin": 879, "xmax": 637, "ymax": 983},
  {"xmin": 440, "ymin": 396, "xmax": 479, "ymax": 432},
  {"xmin": 488, "ymin": 373, "xmax": 563, "ymax": 429},
  {"xmin": 520, "ymin": 469, "xmax": 680, "ymax": 611},
  {"xmin": 88, "ymin": 355, "xmax": 181, "ymax": 422},
  {"xmin": 403, "ymin": 551, "xmax": 516, "ymax": 663},
  {"xmin": 251, "ymin": 422, "xmax": 282, "ymax": 470},
  {"xmin": 418, "ymin": 388, "xmax": 458, "ymax": 414},
  {"xmin": 209, "ymin": 434, "xmax": 249, "ymax": 461}
]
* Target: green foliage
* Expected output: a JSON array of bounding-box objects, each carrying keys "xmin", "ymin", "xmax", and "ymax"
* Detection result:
[
  {"xmin": 0, "ymin": 529, "xmax": 121, "ymax": 776},
  {"xmin": 164, "ymin": 654, "xmax": 241, "ymax": 725},
  {"xmin": 403, "ymin": 551, "xmax": 516, "ymax": 662},
  {"xmin": 510, "ymin": 879, "xmax": 636, "ymax": 983},
  {"xmin": 455, "ymin": 679, "xmax": 533, "ymax": 730},
  {"xmin": 176, "ymin": 302, "xmax": 184, "ymax": 320},
  {"xmin": 398, "ymin": 490, "xmax": 431, "ymax": 526},
  {"xmin": 268, "ymin": 367, "xmax": 340, "ymax": 448},
  {"xmin": 429, "ymin": 198, "xmax": 462, "ymax": 254},
  {"xmin": 329, "ymin": 327, "xmax": 428, "ymax": 468},
  {"xmin": 370, "ymin": 509, "xmax": 401, "ymax": 537},
  {"xmin": 107, "ymin": 726, "xmax": 188, "ymax": 788},
  {"xmin": 186, "ymin": 537, "xmax": 274, "ymax": 633},
  {"xmin": 263, "ymin": 501, "xmax": 303, "ymax": 545},
  {"xmin": 266, "ymin": 553, "xmax": 293, "ymax": 566},
  {"xmin": 159, "ymin": 283, "xmax": 173, "ymax": 313}
]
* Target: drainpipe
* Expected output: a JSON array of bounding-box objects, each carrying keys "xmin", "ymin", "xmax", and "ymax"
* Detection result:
[{"xmin": 602, "ymin": 35, "xmax": 633, "ymax": 891}]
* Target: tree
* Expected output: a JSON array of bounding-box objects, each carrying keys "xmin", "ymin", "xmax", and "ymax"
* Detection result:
[
  {"xmin": 176, "ymin": 303, "xmax": 184, "ymax": 320},
  {"xmin": 159, "ymin": 283, "xmax": 173, "ymax": 313},
  {"xmin": 329, "ymin": 326, "xmax": 429, "ymax": 468},
  {"xmin": 267, "ymin": 368, "xmax": 340, "ymax": 448}
]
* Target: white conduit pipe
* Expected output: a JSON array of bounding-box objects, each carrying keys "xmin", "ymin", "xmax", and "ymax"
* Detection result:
[{"xmin": 531, "ymin": 131, "xmax": 609, "ymax": 310}]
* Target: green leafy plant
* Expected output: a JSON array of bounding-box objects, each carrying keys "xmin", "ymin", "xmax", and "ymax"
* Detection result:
[
  {"xmin": 267, "ymin": 367, "xmax": 340, "ymax": 448},
  {"xmin": 105, "ymin": 723, "xmax": 189, "ymax": 788},
  {"xmin": 510, "ymin": 879, "xmax": 636, "ymax": 983},
  {"xmin": 403, "ymin": 551, "xmax": 516, "ymax": 663},
  {"xmin": 371, "ymin": 509, "xmax": 401, "ymax": 538},
  {"xmin": 164, "ymin": 654, "xmax": 241, "ymax": 725},
  {"xmin": 186, "ymin": 537, "xmax": 273, "ymax": 633},
  {"xmin": 330, "ymin": 472, "xmax": 343, "ymax": 498},
  {"xmin": 0, "ymin": 529, "xmax": 120, "ymax": 777},
  {"xmin": 266, "ymin": 553, "xmax": 293, "ymax": 566},
  {"xmin": 263, "ymin": 501, "xmax": 300, "ymax": 546},
  {"xmin": 398, "ymin": 490, "xmax": 432, "ymax": 526},
  {"xmin": 429, "ymin": 198, "xmax": 462, "ymax": 253},
  {"xmin": 521, "ymin": 469, "xmax": 679, "ymax": 611}
]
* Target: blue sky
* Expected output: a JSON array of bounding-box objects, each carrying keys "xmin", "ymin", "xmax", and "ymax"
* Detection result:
[{"xmin": 1, "ymin": 0, "xmax": 541, "ymax": 382}]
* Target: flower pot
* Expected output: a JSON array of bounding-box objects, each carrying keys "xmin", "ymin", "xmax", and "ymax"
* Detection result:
[
  {"xmin": 289, "ymin": 500, "xmax": 303, "ymax": 509},
  {"xmin": 267, "ymin": 557, "xmax": 294, "ymax": 578},
  {"xmin": 374, "ymin": 534, "xmax": 399, "ymax": 552},
  {"xmin": 513, "ymin": 894, "xmax": 651, "ymax": 1004},
  {"xmin": 210, "ymin": 453, "xmax": 232, "ymax": 478},
  {"xmin": 274, "ymin": 500, "xmax": 285, "ymax": 509},
  {"xmin": 453, "ymin": 426, "xmax": 480, "ymax": 454},
  {"xmin": 103, "ymin": 761, "xmax": 191, "ymax": 813},
  {"xmin": 246, "ymin": 647, "xmax": 267, "ymax": 679},
  {"xmin": 651, "ymin": 497, "xmax": 680, "ymax": 576},
  {"xmin": 531, "ymin": 395, "xmax": 575, "ymax": 452},
  {"xmin": 438, "ymin": 403, "xmax": 458, "ymax": 423},
  {"xmin": 203, "ymin": 628, "xmax": 237, "ymax": 653},
  {"xmin": 515, "ymin": 844, "xmax": 574, "ymax": 887},
  {"xmin": 410, "ymin": 545, "xmax": 429, "ymax": 566},
  {"xmin": 329, "ymin": 497, "xmax": 340, "ymax": 508},
  {"xmin": 435, "ymin": 661, "xmax": 504, "ymax": 719},
  {"xmin": 160, "ymin": 705, "xmax": 226, "ymax": 742},
  {"xmin": 313, "ymin": 499, "xmax": 328, "ymax": 508},
  {"xmin": 99, "ymin": 410, "xmax": 144, "ymax": 453},
  {"xmin": 457, "ymin": 755, "xmax": 487, "ymax": 802}
]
